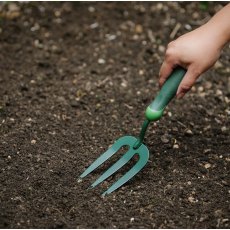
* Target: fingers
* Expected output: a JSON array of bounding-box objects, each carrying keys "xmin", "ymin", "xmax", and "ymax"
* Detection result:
[
  {"xmin": 176, "ymin": 67, "xmax": 200, "ymax": 98},
  {"xmin": 159, "ymin": 41, "xmax": 179, "ymax": 87},
  {"xmin": 159, "ymin": 61, "xmax": 174, "ymax": 88}
]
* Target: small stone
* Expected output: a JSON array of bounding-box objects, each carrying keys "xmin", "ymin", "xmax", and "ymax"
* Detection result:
[
  {"xmin": 130, "ymin": 217, "xmax": 135, "ymax": 222},
  {"xmin": 225, "ymin": 98, "xmax": 230, "ymax": 104},
  {"xmin": 122, "ymin": 67, "xmax": 128, "ymax": 72},
  {"xmin": 54, "ymin": 10, "xmax": 61, "ymax": 17},
  {"xmin": 204, "ymin": 149, "xmax": 211, "ymax": 153},
  {"xmin": 198, "ymin": 86, "xmax": 204, "ymax": 92},
  {"xmin": 185, "ymin": 129, "xmax": 193, "ymax": 135},
  {"xmin": 204, "ymin": 81, "xmax": 212, "ymax": 89},
  {"xmin": 214, "ymin": 60, "xmax": 223, "ymax": 69},
  {"xmin": 34, "ymin": 40, "xmax": 43, "ymax": 49},
  {"xmin": 31, "ymin": 140, "xmax": 36, "ymax": 144},
  {"xmin": 185, "ymin": 24, "xmax": 192, "ymax": 30},
  {"xmin": 132, "ymin": 34, "xmax": 139, "ymax": 40},
  {"xmin": 188, "ymin": 196, "xmax": 195, "ymax": 203},
  {"xmin": 8, "ymin": 155, "xmax": 11, "ymax": 159},
  {"xmin": 168, "ymin": 112, "xmax": 172, "ymax": 117},
  {"xmin": 214, "ymin": 209, "xmax": 222, "ymax": 217},
  {"xmin": 88, "ymin": 6, "xmax": 95, "ymax": 12},
  {"xmin": 31, "ymin": 23, "xmax": 40, "ymax": 32},
  {"xmin": 156, "ymin": 3, "xmax": 163, "ymax": 10},
  {"xmin": 158, "ymin": 45, "xmax": 165, "ymax": 53},
  {"xmin": 121, "ymin": 81, "xmax": 127, "ymax": 88},
  {"xmin": 172, "ymin": 127, "xmax": 178, "ymax": 132},
  {"xmin": 192, "ymin": 12, "xmax": 199, "ymax": 19},
  {"xmin": 215, "ymin": 118, "xmax": 222, "ymax": 124},
  {"xmin": 135, "ymin": 24, "xmax": 143, "ymax": 34},
  {"xmin": 204, "ymin": 125, "xmax": 211, "ymax": 131},
  {"xmin": 187, "ymin": 181, "xmax": 192, "ymax": 185},
  {"xmin": 106, "ymin": 34, "xmax": 116, "ymax": 41},
  {"xmin": 51, "ymin": 45, "xmax": 62, "ymax": 54},
  {"xmin": 161, "ymin": 135, "xmax": 169, "ymax": 144},
  {"xmin": 224, "ymin": 67, "xmax": 230, "ymax": 73},
  {"xmin": 216, "ymin": 89, "xmax": 223, "ymax": 96},
  {"xmin": 44, "ymin": 32, "xmax": 51, "ymax": 38},
  {"xmin": 173, "ymin": 144, "xmax": 179, "ymax": 149},
  {"xmin": 112, "ymin": 114, "xmax": 117, "ymax": 120},
  {"xmin": 139, "ymin": 69, "xmax": 144, "ymax": 76},
  {"xmin": 191, "ymin": 86, "xmax": 196, "ymax": 92},
  {"xmin": 147, "ymin": 29, "xmax": 155, "ymax": 43},
  {"xmin": 98, "ymin": 58, "xmax": 105, "ymax": 64},
  {"xmin": 204, "ymin": 163, "xmax": 211, "ymax": 169},
  {"xmin": 199, "ymin": 92, "xmax": 206, "ymax": 98},
  {"xmin": 221, "ymin": 126, "xmax": 227, "ymax": 132},
  {"xmin": 90, "ymin": 22, "xmax": 99, "ymax": 29}
]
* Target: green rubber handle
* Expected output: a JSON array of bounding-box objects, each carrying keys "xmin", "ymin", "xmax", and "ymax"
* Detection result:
[{"xmin": 145, "ymin": 66, "xmax": 186, "ymax": 121}]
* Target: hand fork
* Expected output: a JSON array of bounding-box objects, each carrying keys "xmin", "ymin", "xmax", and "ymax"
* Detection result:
[{"xmin": 79, "ymin": 67, "xmax": 186, "ymax": 196}]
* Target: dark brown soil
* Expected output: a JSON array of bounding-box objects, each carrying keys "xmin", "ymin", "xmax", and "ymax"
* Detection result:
[{"xmin": 0, "ymin": 2, "xmax": 229, "ymax": 228}]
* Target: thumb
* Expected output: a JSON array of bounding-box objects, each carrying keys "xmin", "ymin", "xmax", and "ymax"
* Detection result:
[{"xmin": 176, "ymin": 67, "xmax": 200, "ymax": 98}]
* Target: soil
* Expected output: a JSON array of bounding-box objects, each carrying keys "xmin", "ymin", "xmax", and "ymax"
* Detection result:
[{"xmin": 0, "ymin": 2, "xmax": 229, "ymax": 228}]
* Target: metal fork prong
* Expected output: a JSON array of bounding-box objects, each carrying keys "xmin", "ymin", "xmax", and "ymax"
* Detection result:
[
  {"xmin": 80, "ymin": 146, "xmax": 117, "ymax": 179},
  {"xmin": 90, "ymin": 148, "xmax": 134, "ymax": 188},
  {"xmin": 102, "ymin": 145, "xmax": 149, "ymax": 196},
  {"xmin": 79, "ymin": 136, "xmax": 136, "ymax": 179}
]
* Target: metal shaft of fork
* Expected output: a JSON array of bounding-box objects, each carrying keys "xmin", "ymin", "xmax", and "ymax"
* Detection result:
[{"xmin": 133, "ymin": 119, "xmax": 150, "ymax": 149}]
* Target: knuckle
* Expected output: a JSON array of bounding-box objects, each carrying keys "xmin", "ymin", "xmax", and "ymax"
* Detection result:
[
  {"xmin": 168, "ymin": 41, "xmax": 176, "ymax": 48},
  {"xmin": 165, "ymin": 42, "xmax": 177, "ymax": 60},
  {"xmin": 180, "ymin": 84, "xmax": 191, "ymax": 92},
  {"xmin": 167, "ymin": 41, "xmax": 177, "ymax": 51}
]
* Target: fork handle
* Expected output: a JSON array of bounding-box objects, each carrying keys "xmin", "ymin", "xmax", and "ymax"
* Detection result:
[{"xmin": 145, "ymin": 66, "xmax": 186, "ymax": 121}]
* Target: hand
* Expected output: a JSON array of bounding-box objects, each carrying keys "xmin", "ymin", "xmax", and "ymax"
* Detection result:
[{"xmin": 159, "ymin": 24, "xmax": 223, "ymax": 98}]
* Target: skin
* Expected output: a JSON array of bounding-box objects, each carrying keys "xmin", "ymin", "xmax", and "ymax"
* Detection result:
[{"xmin": 159, "ymin": 3, "xmax": 230, "ymax": 98}]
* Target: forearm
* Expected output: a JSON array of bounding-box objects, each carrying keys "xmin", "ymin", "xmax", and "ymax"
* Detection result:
[{"xmin": 204, "ymin": 3, "xmax": 230, "ymax": 48}]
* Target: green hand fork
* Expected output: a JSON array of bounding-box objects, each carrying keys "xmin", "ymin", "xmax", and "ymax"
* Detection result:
[{"xmin": 79, "ymin": 67, "xmax": 186, "ymax": 196}]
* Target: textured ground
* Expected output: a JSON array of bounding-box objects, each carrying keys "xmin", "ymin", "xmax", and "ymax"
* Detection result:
[{"xmin": 0, "ymin": 2, "xmax": 229, "ymax": 228}]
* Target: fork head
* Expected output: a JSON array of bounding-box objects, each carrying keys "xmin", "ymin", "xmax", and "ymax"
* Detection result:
[{"xmin": 79, "ymin": 136, "xmax": 149, "ymax": 196}]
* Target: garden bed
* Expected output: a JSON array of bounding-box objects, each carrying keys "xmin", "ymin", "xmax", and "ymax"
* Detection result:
[{"xmin": 0, "ymin": 2, "xmax": 229, "ymax": 228}]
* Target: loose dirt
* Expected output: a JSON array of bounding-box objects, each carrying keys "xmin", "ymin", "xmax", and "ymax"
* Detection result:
[{"xmin": 0, "ymin": 2, "xmax": 229, "ymax": 228}]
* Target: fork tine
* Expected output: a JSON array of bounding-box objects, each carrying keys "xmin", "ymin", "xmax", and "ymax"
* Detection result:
[
  {"xmin": 102, "ymin": 144, "xmax": 149, "ymax": 196},
  {"xmin": 79, "ymin": 136, "xmax": 137, "ymax": 179},
  {"xmin": 90, "ymin": 148, "xmax": 134, "ymax": 188}
]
